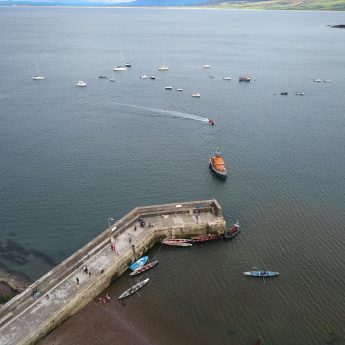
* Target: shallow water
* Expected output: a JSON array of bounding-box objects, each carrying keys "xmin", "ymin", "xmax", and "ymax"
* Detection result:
[{"xmin": 1, "ymin": 7, "xmax": 345, "ymax": 344}]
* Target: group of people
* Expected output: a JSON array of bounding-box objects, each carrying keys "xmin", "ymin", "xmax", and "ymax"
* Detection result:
[{"xmin": 82, "ymin": 265, "xmax": 91, "ymax": 276}]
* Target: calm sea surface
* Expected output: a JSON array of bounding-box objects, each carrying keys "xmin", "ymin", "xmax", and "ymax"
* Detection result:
[{"xmin": 1, "ymin": 7, "xmax": 345, "ymax": 345}]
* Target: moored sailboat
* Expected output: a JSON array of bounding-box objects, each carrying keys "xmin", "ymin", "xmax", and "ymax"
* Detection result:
[{"xmin": 32, "ymin": 62, "xmax": 44, "ymax": 80}]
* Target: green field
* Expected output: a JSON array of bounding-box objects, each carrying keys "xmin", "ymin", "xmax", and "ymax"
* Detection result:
[{"xmin": 212, "ymin": 0, "xmax": 345, "ymax": 10}]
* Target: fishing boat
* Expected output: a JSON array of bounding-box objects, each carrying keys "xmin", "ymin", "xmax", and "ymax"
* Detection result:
[
  {"xmin": 129, "ymin": 261, "xmax": 158, "ymax": 276},
  {"xmin": 192, "ymin": 92, "xmax": 201, "ymax": 98},
  {"xmin": 208, "ymin": 119, "xmax": 215, "ymax": 126},
  {"xmin": 224, "ymin": 220, "xmax": 240, "ymax": 239},
  {"xmin": 162, "ymin": 239, "xmax": 192, "ymax": 247},
  {"xmin": 75, "ymin": 80, "xmax": 87, "ymax": 87},
  {"xmin": 130, "ymin": 256, "xmax": 148, "ymax": 271},
  {"xmin": 118, "ymin": 278, "xmax": 149, "ymax": 300},
  {"xmin": 32, "ymin": 62, "xmax": 45, "ymax": 80},
  {"xmin": 243, "ymin": 271, "xmax": 279, "ymax": 277},
  {"xmin": 209, "ymin": 149, "xmax": 227, "ymax": 178},
  {"xmin": 190, "ymin": 234, "xmax": 220, "ymax": 243},
  {"xmin": 239, "ymin": 76, "xmax": 251, "ymax": 82}
]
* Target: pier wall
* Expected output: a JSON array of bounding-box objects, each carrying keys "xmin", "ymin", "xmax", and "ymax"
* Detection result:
[{"xmin": 0, "ymin": 200, "xmax": 225, "ymax": 345}]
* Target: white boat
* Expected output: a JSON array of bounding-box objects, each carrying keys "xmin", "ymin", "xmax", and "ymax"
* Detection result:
[
  {"xmin": 165, "ymin": 86, "xmax": 173, "ymax": 90},
  {"xmin": 192, "ymin": 92, "xmax": 201, "ymax": 98},
  {"xmin": 114, "ymin": 52, "xmax": 128, "ymax": 71},
  {"xmin": 158, "ymin": 55, "xmax": 169, "ymax": 71},
  {"xmin": 239, "ymin": 76, "xmax": 251, "ymax": 82},
  {"xmin": 295, "ymin": 92, "xmax": 305, "ymax": 96},
  {"xmin": 140, "ymin": 75, "xmax": 148, "ymax": 79},
  {"xmin": 75, "ymin": 80, "xmax": 87, "ymax": 87},
  {"xmin": 176, "ymin": 88, "xmax": 183, "ymax": 92},
  {"xmin": 118, "ymin": 278, "xmax": 149, "ymax": 300},
  {"xmin": 203, "ymin": 64, "xmax": 211, "ymax": 69},
  {"xmin": 313, "ymin": 79, "xmax": 322, "ymax": 82},
  {"xmin": 324, "ymin": 79, "xmax": 332, "ymax": 83},
  {"xmin": 32, "ymin": 62, "xmax": 44, "ymax": 80},
  {"xmin": 223, "ymin": 77, "xmax": 231, "ymax": 80}
]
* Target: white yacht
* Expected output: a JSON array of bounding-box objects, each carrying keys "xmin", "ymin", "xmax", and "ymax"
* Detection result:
[
  {"xmin": 75, "ymin": 80, "xmax": 87, "ymax": 87},
  {"xmin": 176, "ymin": 88, "xmax": 183, "ymax": 92},
  {"xmin": 223, "ymin": 77, "xmax": 231, "ymax": 80},
  {"xmin": 192, "ymin": 92, "xmax": 201, "ymax": 98},
  {"xmin": 140, "ymin": 75, "xmax": 148, "ymax": 79},
  {"xmin": 203, "ymin": 64, "xmax": 211, "ymax": 69},
  {"xmin": 313, "ymin": 79, "xmax": 322, "ymax": 82},
  {"xmin": 165, "ymin": 86, "xmax": 173, "ymax": 90},
  {"xmin": 114, "ymin": 66, "xmax": 127, "ymax": 71},
  {"xmin": 295, "ymin": 92, "xmax": 305, "ymax": 96},
  {"xmin": 32, "ymin": 62, "xmax": 44, "ymax": 80}
]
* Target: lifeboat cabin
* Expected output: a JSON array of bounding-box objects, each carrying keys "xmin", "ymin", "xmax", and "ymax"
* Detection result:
[{"xmin": 209, "ymin": 150, "xmax": 227, "ymax": 178}]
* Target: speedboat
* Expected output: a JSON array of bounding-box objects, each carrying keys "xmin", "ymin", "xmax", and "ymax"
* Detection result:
[
  {"xmin": 313, "ymin": 78, "xmax": 322, "ymax": 82},
  {"xmin": 208, "ymin": 119, "xmax": 215, "ymax": 126},
  {"xmin": 118, "ymin": 278, "xmax": 149, "ymax": 300},
  {"xmin": 223, "ymin": 77, "xmax": 231, "ymax": 80},
  {"xmin": 140, "ymin": 75, "xmax": 148, "ymax": 79},
  {"xmin": 176, "ymin": 88, "xmax": 183, "ymax": 92},
  {"xmin": 165, "ymin": 86, "xmax": 173, "ymax": 90},
  {"xmin": 209, "ymin": 149, "xmax": 227, "ymax": 178},
  {"xmin": 192, "ymin": 92, "xmax": 201, "ymax": 98},
  {"xmin": 243, "ymin": 271, "xmax": 279, "ymax": 277},
  {"xmin": 203, "ymin": 64, "xmax": 211, "ymax": 69},
  {"xmin": 32, "ymin": 75, "xmax": 45, "ymax": 80},
  {"xmin": 75, "ymin": 80, "xmax": 87, "ymax": 87},
  {"xmin": 224, "ymin": 221, "xmax": 240, "ymax": 239},
  {"xmin": 239, "ymin": 76, "xmax": 251, "ymax": 82},
  {"xmin": 295, "ymin": 92, "xmax": 305, "ymax": 96}
]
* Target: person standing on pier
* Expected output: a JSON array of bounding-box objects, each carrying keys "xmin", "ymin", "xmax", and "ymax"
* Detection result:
[{"xmin": 76, "ymin": 277, "xmax": 79, "ymax": 287}]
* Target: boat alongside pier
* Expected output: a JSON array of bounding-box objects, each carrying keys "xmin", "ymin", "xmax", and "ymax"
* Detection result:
[{"xmin": 0, "ymin": 199, "xmax": 225, "ymax": 345}]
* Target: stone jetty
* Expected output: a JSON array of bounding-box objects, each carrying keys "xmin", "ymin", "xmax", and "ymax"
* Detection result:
[{"xmin": 0, "ymin": 200, "xmax": 226, "ymax": 345}]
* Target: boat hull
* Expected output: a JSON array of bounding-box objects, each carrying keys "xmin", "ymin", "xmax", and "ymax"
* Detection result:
[
  {"xmin": 118, "ymin": 278, "xmax": 150, "ymax": 300},
  {"xmin": 130, "ymin": 256, "xmax": 148, "ymax": 271},
  {"xmin": 209, "ymin": 160, "xmax": 227, "ymax": 178},
  {"xmin": 129, "ymin": 261, "xmax": 158, "ymax": 276},
  {"xmin": 191, "ymin": 235, "xmax": 220, "ymax": 243},
  {"xmin": 243, "ymin": 271, "xmax": 279, "ymax": 277},
  {"xmin": 224, "ymin": 223, "xmax": 240, "ymax": 239}
]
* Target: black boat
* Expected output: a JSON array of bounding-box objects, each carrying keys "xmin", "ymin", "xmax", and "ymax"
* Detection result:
[{"xmin": 224, "ymin": 221, "xmax": 240, "ymax": 239}]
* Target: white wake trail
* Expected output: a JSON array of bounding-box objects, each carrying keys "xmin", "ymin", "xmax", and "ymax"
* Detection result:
[{"xmin": 111, "ymin": 102, "xmax": 209, "ymax": 123}]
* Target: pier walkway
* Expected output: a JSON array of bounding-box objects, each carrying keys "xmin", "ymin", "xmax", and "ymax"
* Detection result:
[{"xmin": 0, "ymin": 200, "xmax": 225, "ymax": 345}]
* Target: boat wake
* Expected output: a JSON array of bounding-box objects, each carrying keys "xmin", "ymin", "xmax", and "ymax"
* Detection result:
[{"xmin": 111, "ymin": 102, "xmax": 209, "ymax": 123}]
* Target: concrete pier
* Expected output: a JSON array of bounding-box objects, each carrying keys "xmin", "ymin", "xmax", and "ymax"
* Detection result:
[{"xmin": 0, "ymin": 200, "xmax": 226, "ymax": 345}]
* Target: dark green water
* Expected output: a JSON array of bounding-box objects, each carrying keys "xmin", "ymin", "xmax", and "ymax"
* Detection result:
[{"xmin": 0, "ymin": 7, "xmax": 345, "ymax": 344}]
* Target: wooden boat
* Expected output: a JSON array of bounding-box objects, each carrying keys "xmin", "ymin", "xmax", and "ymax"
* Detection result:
[
  {"xmin": 191, "ymin": 234, "xmax": 220, "ymax": 243},
  {"xmin": 243, "ymin": 271, "xmax": 279, "ymax": 277},
  {"xmin": 118, "ymin": 278, "xmax": 149, "ymax": 300},
  {"xmin": 130, "ymin": 256, "xmax": 148, "ymax": 271},
  {"xmin": 129, "ymin": 260, "xmax": 158, "ymax": 276},
  {"xmin": 209, "ymin": 149, "xmax": 227, "ymax": 178},
  {"xmin": 162, "ymin": 239, "xmax": 192, "ymax": 247},
  {"xmin": 224, "ymin": 221, "xmax": 240, "ymax": 239}
]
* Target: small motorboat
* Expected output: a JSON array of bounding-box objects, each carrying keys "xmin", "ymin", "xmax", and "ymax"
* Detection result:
[
  {"xmin": 165, "ymin": 86, "xmax": 173, "ymax": 90},
  {"xmin": 313, "ymin": 78, "xmax": 322, "ymax": 82},
  {"xmin": 176, "ymin": 88, "xmax": 183, "ymax": 92},
  {"xmin": 243, "ymin": 271, "xmax": 279, "ymax": 277},
  {"xmin": 324, "ymin": 79, "xmax": 332, "ymax": 83},
  {"xmin": 150, "ymin": 76, "xmax": 156, "ymax": 80},
  {"xmin": 209, "ymin": 75, "xmax": 215, "ymax": 79},
  {"xmin": 190, "ymin": 234, "xmax": 220, "ymax": 243},
  {"xmin": 192, "ymin": 92, "xmax": 201, "ymax": 98},
  {"xmin": 118, "ymin": 278, "xmax": 149, "ymax": 300},
  {"xmin": 295, "ymin": 92, "xmax": 305, "ymax": 96},
  {"xmin": 209, "ymin": 149, "xmax": 227, "ymax": 178},
  {"xmin": 129, "ymin": 260, "xmax": 158, "ymax": 276},
  {"xmin": 208, "ymin": 119, "xmax": 215, "ymax": 126},
  {"xmin": 224, "ymin": 221, "xmax": 240, "ymax": 239},
  {"xmin": 140, "ymin": 75, "xmax": 148, "ymax": 79},
  {"xmin": 203, "ymin": 64, "xmax": 211, "ymax": 69},
  {"xmin": 162, "ymin": 239, "xmax": 192, "ymax": 247},
  {"xmin": 239, "ymin": 76, "xmax": 251, "ymax": 82},
  {"xmin": 130, "ymin": 256, "xmax": 148, "ymax": 271},
  {"xmin": 98, "ymin": 74, "xmax": 107, "ymax": 79},
  {"xmin": 75, "ymin": 80, "xmax": 87, "ymax": 87},
  {"xmin": 280, "ymin": 92, "xmax": 288, "ymax": 96},
  {"xmin": 125, "ymin": 62, "xmax": 131, "ymax": 68},
  {"xmin": 223, "ymin": 77, "xmax": 231, "ymax": 80}
]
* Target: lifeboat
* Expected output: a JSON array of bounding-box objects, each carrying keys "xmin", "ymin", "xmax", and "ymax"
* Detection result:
[
  {"xmin": 208, "ymin": 119, "xmax": 215, "ymax": 126},
  {"xmin": 209, "ymin": 149, "xmax": 227, "ymax": 178}
]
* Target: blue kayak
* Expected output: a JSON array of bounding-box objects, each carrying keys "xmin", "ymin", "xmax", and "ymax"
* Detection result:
[
  {"xmin": 243, "ymin": 271, "xmax": 279, "ymax": 277},
  {"xmin": 130, "ymin": 256, "xmax": 148, "ymax": 271}
]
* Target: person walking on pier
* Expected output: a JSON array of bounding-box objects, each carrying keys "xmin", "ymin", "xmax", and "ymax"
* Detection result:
[{"xmin": 76, "ymin": 277, "xmax": 79, "ymax": 287}]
